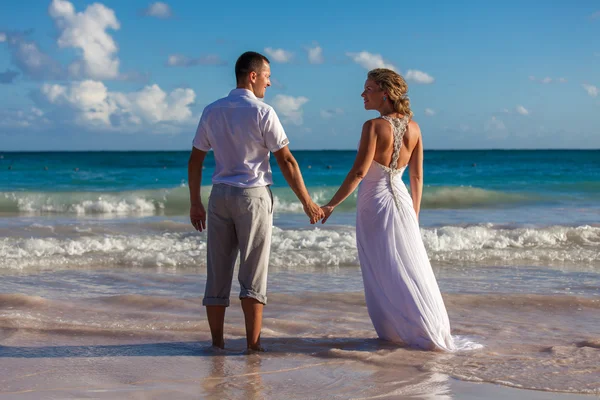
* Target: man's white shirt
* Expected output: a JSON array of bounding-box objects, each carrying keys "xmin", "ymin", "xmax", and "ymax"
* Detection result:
[{"xmin": 193, "ymin": 88, "xmax": 289, "ymax": 188}]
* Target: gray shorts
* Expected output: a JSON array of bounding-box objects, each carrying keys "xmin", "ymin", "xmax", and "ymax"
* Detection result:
[{"xmin": 203, "ymin": 184, "xmax": 273, "ymax": 307}]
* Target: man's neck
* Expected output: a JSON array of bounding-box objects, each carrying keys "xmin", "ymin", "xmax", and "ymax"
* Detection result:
[{"xmin": 236, "ymin": 83, "xmax": 255, "ymax": 96}]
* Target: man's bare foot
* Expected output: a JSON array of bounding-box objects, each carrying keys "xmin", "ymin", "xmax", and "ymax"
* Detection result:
[
  {"xmin": 212, "ymin": 340, "xmax": 225, "ymax": 349},
  {"xmin": 245, "ymin": 345, "xmax": 266, "ymax": 354}
]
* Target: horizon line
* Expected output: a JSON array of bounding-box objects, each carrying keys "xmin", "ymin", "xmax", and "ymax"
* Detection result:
[{"xmin": 2, "ymin": 148, "xmax": 600, "ymax": 153}]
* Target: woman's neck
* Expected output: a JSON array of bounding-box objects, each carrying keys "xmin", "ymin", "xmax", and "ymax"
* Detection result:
[{"xmin": 378, "ymin": 104, "xmax": 396, "ymax": 116}]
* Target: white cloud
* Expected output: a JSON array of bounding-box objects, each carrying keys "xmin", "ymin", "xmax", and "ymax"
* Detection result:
[
  {"xmin": 320, "ymin": 108, "xmax": 344, "ymax": 119},
  {"xmin": 49, "ymin": 0, "xmax": 121, "ymax": 80},
  {"xmin": 307, "ymin": 44, "xmax": 324, "ymax": 64},
  {"xmin": 346, "ymin": 52, "xmax": 434, "ymax": 84},
  {"xmin": 582, "ymin": 84, "xmax": 598, "ymax": 97},
  {"xmin": 270, "ymin": 77, "xmax": 285, "ymax": 89},
  {"xmin": 143, "ymin": 2, "xmax": 172, "ymax": 19},
  {"xmin": 346, "ymin": 51, "xmax": 396, "ymax": 71},
  {"xmin": 405, "ymin": 69, "xmax": 435, "ymax": 84},
  {"xmin": 39, "ymin": 80, "xmax": 196, "ymax": 130},
  {"xmin": 591, "ymin": 11, "xmax": 600, "ymax": 19},
  {"xmin": 166, "ymin": 54, "xmax": 226, "ymax": 67},
  {"xmin": 271, "ymin": 95, "xmax": 309, "ymax": 125},
  {"xmin": 485, "ymin": 116, "xmax": 506, "ymax": 132},
  {"xmin": 516, "ymin": 105, "xmax": 529, "ymax": 115},
  {"xmin": 0, "ymin": 31, "xmax": 64, "ymax": 80},
  {"xmin": 529, "ymin": 76, "xmax": 567, "ymax": 84},
  {"xmin": 264, "ymin": 47, "xmax": 293, "ymax": 63},
  {"xmin": 424, "ymin": 108, "xmax": 435, "ymax": 116},
  {"xmin": 0, "ymin": 107, "xmax": 49, "ymax": 128},
  {"xmin": 0, "ymin": 33, "xmax": 6, "ymax": 42}
]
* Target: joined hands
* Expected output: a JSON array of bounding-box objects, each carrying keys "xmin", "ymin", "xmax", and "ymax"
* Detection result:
[
  {"xmin": 320, "ymin": 205, "xmax": 334, "ymax": 224},
  {"xmin": 303, "ymin": 201, "xmax": 335, "ymax": 225},
  {"xmin": 304, "ymin": 201, "xmax": 325, "ymax": 224}
]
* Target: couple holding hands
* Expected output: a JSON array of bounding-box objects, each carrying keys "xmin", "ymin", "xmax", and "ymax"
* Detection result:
[{"xmin": 188, "ymin": 51, "xmax": 462, "ymax": 353}]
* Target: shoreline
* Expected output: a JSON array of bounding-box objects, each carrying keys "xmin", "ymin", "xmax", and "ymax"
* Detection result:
[
  {"xmin": 0, "ymin": 288, "xmax": 598, "ymax": 396},
  {"xmin": 0, "ymin": 348, "xmax": 596, "ymax": 399}
]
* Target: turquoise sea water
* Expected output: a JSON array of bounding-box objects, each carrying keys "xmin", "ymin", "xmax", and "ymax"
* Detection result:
[
  {"xmin": 1, "ymin": 149, "xmax": 599, "ymax": 270},
  {"xmin": 1, "ymin": 150, "xmax": 599, "ymax": 218},
  {"xmin": 1, "ymin": 151, "xmax": 599, "ymax": 395}
]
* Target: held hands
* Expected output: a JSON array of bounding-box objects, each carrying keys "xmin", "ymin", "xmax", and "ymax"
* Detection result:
[
  {"xmin": 190, "ymin": 203, "xmax": 206, "ymax": 232},
  {"xmin": 303, "ymin": 200, "xmax": 325, "ymax": 224},
  {"xmin": 320, "ymin": 204, "xmax": 334, "ymax": 224}
]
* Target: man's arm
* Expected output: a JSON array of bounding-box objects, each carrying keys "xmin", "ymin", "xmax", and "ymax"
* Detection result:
[
  {"xmin": 188, "ymin": 147, "xmax": 207, "ymax": 231},
  {"xmin": 272, "ymin": 146, "xmax": 323, "ymax": 224}
]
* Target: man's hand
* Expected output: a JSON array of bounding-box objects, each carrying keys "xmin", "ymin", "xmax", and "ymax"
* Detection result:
[
  {"xmin": 190, "ymin": 203, "xmax": 206, "ymax": 232},
  {"xmin": 303, "ymin": 201, "xmax": 324, "ymax": 224},
  {"xmin": 321, "ymin": 205, "xmax": 335, "ymax": 224}
]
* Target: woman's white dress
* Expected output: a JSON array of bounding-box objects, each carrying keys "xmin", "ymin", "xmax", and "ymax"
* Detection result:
[{"xmin": 356, "ymin": 115, "xmax": 458, "ymax": 351}]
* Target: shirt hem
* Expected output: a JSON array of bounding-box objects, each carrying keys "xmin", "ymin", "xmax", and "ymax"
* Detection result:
[
  {"xmin": 192, "ymin": 143, "xmax": 211, "ymax": 152},
  {"xmin": 268, "ymin": 141, "xmax": 290, "ymax": 153}
]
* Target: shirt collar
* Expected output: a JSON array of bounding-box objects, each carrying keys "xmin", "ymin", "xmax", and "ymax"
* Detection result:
[{"xmin": 229, "ymin": 88, "xmax": 257, "ymax": 99}]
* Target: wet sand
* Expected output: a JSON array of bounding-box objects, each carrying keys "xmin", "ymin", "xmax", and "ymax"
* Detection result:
[{"xmin": 1, "ymin": 290, "xmax": 598, "ymax": 399}]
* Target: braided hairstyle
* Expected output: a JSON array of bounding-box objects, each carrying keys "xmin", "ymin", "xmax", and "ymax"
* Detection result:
[{"xmin": 367, "ymin": 68, "xmax": 413, "ymax": 119}]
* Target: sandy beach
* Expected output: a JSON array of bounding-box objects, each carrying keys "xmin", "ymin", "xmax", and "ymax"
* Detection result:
[{"xmin": 1, "ymin": 280, "xmax": 598, "ymax": 399}]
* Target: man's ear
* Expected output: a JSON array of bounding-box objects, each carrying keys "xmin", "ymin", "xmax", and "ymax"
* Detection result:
[{"xmin": 249, "ymin": 71, "xmax": 257, "ymax": 83}]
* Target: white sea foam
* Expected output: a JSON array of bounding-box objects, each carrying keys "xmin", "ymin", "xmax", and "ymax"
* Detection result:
[
  {"xmin": 0, "ymin": 185, "xmax": 536, "ymax": 216},
  {"xmin": 1, "ymin": 224, "xmax": 599, "ymax": 270}
]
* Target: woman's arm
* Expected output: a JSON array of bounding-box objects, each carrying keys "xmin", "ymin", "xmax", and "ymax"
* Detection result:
[
  {"xmin": 322, "ymin": 120, "xmax": 378, "ymax": 223},
  {"xmin": 408, "ymin": 127, "xmax": 423, "ymax": 220}
]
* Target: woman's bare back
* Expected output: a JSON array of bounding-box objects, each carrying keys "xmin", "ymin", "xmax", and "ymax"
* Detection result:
[{"xmin": 371, "ymin": 115, "xmax": 421, "ymax": 169}]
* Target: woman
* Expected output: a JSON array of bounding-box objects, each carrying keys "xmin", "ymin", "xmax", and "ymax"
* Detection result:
[{"xmin": 321, "ymin": 68, "xmax": 457, "ymax": 351}]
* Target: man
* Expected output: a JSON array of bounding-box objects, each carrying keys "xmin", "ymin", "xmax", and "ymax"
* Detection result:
[{"xmin": 188, "ymin": 51, "xmax": 323, "ymax": 352}]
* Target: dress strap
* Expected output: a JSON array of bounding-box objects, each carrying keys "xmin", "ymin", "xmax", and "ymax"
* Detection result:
[{"xmin": 380, "ymin": 115, "xmax": 410, "ymax": 170}]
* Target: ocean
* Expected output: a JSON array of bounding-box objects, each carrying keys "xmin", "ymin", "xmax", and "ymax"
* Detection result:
[{"xmin": 0, "ymin": 150, "xmax": 599, "ymax": 398}]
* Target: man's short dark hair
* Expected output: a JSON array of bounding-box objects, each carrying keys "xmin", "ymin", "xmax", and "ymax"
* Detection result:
[{"xmin": 235, "ymin": 51, "xmax": 270, "ymax": 84}]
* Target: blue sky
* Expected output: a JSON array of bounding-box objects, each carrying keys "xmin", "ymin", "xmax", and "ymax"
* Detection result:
[{"xmin": 1, "ymin": 0, "xmax": 599, "ymax": 151}]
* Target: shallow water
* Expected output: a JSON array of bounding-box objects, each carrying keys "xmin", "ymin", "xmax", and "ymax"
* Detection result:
[
  {"xmin": 0, "ymin": 267, "xmax": 598, "ymax": 395},
  {"xmin": 0, "ymin": 150, "xmax": 599, "ymax": 397}
]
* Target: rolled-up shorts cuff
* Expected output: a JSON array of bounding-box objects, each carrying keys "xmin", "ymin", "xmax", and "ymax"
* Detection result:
[
  {"xmin": 239, "ymin": 289, "xmax": 267, "ymax": 305},
  {"xmin": 202, "ymin": 297, "xmax": 230, "ymax": 307}
]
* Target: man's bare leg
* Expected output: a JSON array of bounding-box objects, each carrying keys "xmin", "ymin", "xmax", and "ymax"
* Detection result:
[
  {"xmin": 206, "ymin": 305, "xmax": 226, "ymax": 348},
  {"xmin": 241, "ymin": 298, "xmax": 264, "ymax": 351}
]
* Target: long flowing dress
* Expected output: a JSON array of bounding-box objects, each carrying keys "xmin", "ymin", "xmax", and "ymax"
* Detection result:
[{"xmin": 356, "ymin": 115, "xmax": 460, "ymax": 351}]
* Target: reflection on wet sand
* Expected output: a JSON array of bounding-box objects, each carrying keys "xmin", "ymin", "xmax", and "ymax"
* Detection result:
[{"xmin": 201, "ymin": 354, "xmax": 265, "ymax": 400}]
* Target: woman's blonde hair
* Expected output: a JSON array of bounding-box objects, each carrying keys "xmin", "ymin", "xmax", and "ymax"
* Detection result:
[{"xmin": 367, "ymin": 68, "xmax": 413, "ymax": 118}]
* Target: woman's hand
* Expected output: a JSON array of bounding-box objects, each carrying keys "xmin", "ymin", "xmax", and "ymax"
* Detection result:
[{"xmin": 321, "ymin": 205, "xmax": 335, "ymax": 224}]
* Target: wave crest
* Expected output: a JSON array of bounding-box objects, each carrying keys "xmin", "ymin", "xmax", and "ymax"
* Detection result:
[
  {"xmin": 0, "ymin": 185, "xmax": 535, "ymax": 216},
  {"xmin": 2, "ymin": 224, "xmax": 600, "ymax": 271}
]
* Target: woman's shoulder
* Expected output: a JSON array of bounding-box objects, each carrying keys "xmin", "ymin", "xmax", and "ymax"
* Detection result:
[
  {"xmin": 360, "ymin": 118, "xmax": 391, "ymax": 135},
  {"xmin": 363, "ymin": 117, "xmax": 389, "ymax": 125},
  {"xmin": 362, "ymin": 117, "xmax": 397, "ymax": 130},
  {"xmin": 361, "ymin": 116, "xmax": 421, "ymax": 137},
  {"xmin": 406, "ymin": 118, "xmax": 421, "ymax": 138}
]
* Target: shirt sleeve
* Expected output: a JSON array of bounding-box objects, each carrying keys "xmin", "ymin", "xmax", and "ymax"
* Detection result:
[
  {"xmin": 261, "ymin": 107, "xmax": 289, "ymax": 152},
  {"xmin": 192, "ymin": 113, "xmax": 211, "ymax": 151}
]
